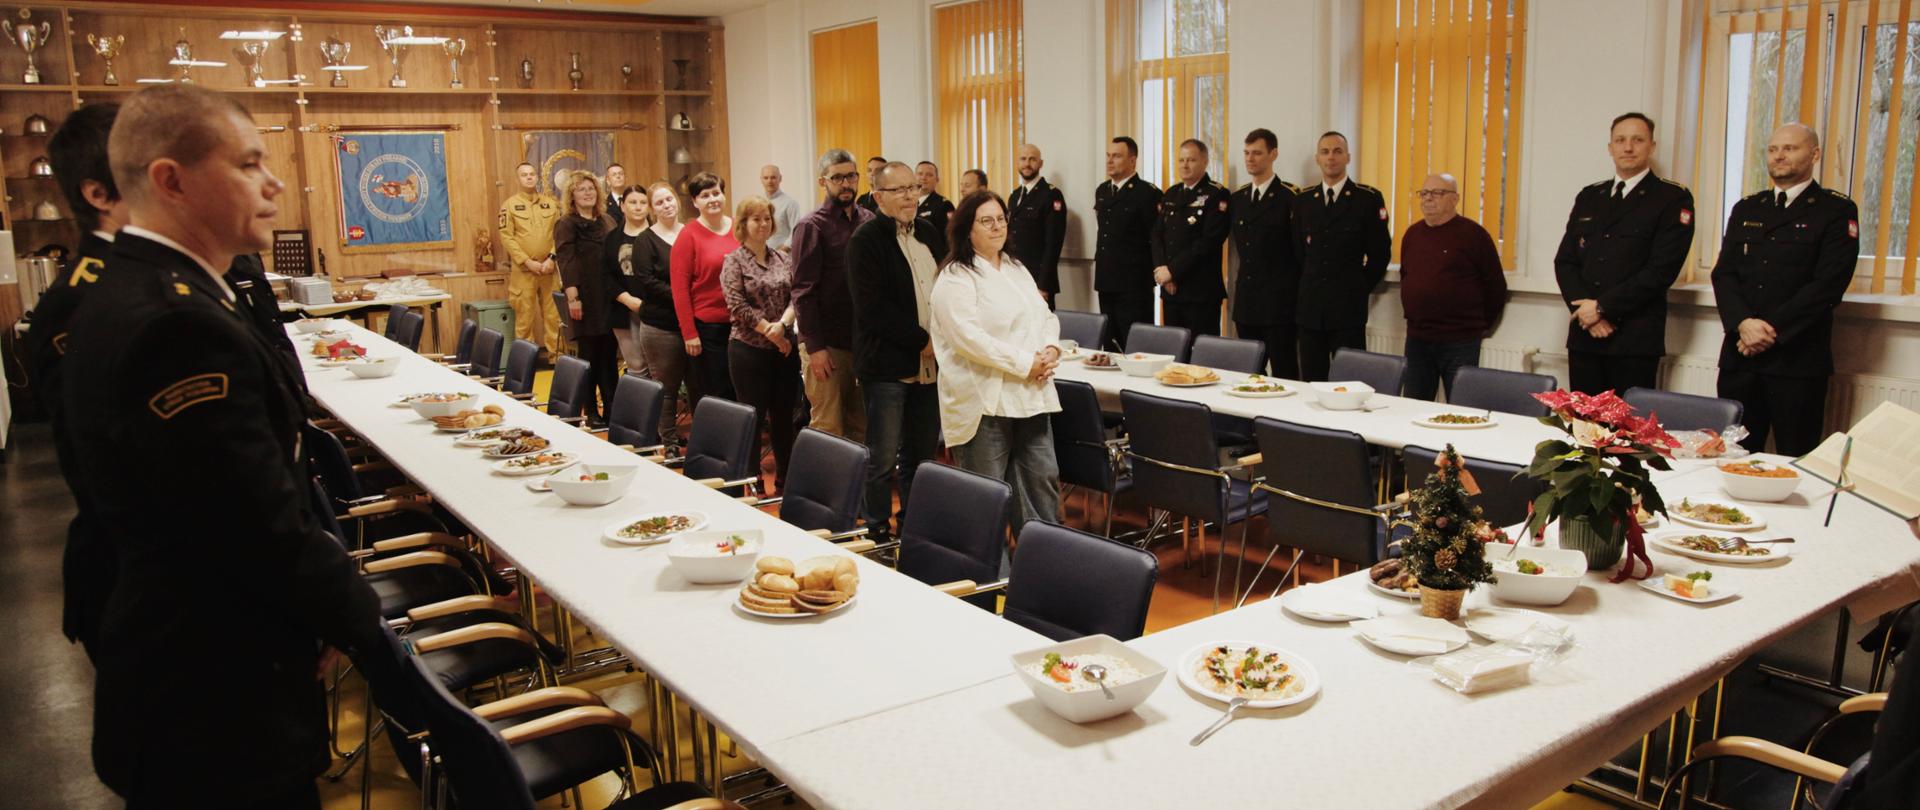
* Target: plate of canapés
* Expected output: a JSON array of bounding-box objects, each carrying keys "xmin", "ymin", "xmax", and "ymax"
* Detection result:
[
  {"xmin": 1366, "ymin": 558, "xmax": 1422, "ymax": 599},
  {"xmin": 457, "ymin": 426, "xmax": 538, "ymax": 448},
  {"xmin": 1177, "ymin": 641, "xmax": 1321, "ymax": 709},
  {"xmin": 1638, "ymin": 568, "xmax": 1739, "ymax": 604},
  {"xmin": 1668, "ymin": 496, "xmax": 1766, "ymax": 532},
  {"xmin": 602, "ymin": 510, "xmax": 709, "ymax": 546},
  {"xmin": 1412, "ymin": 412, "xmax": 1497, "ymax": 429},
  {"xmin": 1650, "ymin": 530, "xmax": 1790, "ymax": 564},
  {"xmin": 490, "ymin": 451, "xmax": 576, "ymax": 477},
  {"xmin": 1081, "ymin": 351, "xmax": 1123, "ymax": 371},
  {"xmin": 1226, "ymin": 375, "xmax": 1294, "ymax": 398}
]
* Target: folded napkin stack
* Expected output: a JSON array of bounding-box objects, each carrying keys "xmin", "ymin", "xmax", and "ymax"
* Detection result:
[{"xmin": 1352, "ymin": 616, "xmax": 1470, "ymax": 655}]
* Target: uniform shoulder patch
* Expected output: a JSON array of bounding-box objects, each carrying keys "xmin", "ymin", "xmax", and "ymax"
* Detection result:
[
  {"xmin": 1053, "ymin": 199, "xmax": 1063, "ymax": 211},
  {"xmin": 148, "ymin": 372, "xmax": 229, "ymax": 420},
  {"xmin": 1292, "ymin": 185, "xmax": 1314, "ymax": 196},
  {"xmin": 1658, "ymin": 177, "xmax": 1691, "ymax": 191},
  {"xmin": 1826, "ymin": 188, "xmax": 1852, "ymax": 201},
  {"xmin": 1585, "ymin": 179, "xmax": 1611, "ymax": 189},
  {"xmin": 69, "ymin": 257, "xmax": 103, "ymax": 286}
]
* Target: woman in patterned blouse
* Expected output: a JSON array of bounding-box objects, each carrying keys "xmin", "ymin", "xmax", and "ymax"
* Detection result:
[{"xmin": 720, "ymin": 196, "xmax": 800, "ymax": 491}]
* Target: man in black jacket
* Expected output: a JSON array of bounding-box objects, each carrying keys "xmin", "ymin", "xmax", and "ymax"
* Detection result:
[
  {"xmin": 1554, "ymin": 112, "xmax": 1694, "ymax": 395},
  {"xmin": 1711, "ymin": 123, "xmax": 1859, "ymax": 456},
  {"xmin": 1007, "ymin": 143, "xmax": 1068, "ymax": 308},
  {"xmin": 914, "ymin": 160, "xmax": 954, "ymax": 240},
  {"xmin": 1094, "ymin": 136, "xmax": 1162, "ymax": 349},
  {"xmin": 847, "ymin": 162, "xmax": 945, "ymax": 537},
  {"xmin": 64, "ymin": 83, "xmax": 391, "ymax": 809},
  {"xmin": 1152, "ymin": 138, "xmax": 1231, "ymax": 336},
  {"xmin": 1230, "ymin": 128, "xmax": 1301, "ymax": 377},
  {"xmin": 854, "ymin": 155, "xmax": 886, "ymax": 214},
  {"xmin": 1293, "ymin": 131, "xmax": 1391, "ymax": 382}
]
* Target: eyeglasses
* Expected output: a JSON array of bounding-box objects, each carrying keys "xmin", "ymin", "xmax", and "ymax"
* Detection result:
[
  {"xmin": 826, "ymin": 172, "xmax": 860, "ymax": 183},
  {"xmin": 974, "ymin": 215, "xmax": 1008, "ymax": 228},
  {"xmin": 875, "ymin": 185, "xmax": 915, "ymax": 196},
  {"xmin": 1413, "ymin": 189, "xmax": 1457, "ymax": 199}
]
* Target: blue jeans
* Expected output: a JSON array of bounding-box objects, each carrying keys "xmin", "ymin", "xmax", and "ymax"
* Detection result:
[
  {"xmin": 950, "ymin": 414, "xmax": 1062, "ymax": 536},
  {"xmin": 1404, "ymin": 337, "xmax": 1481, "ymax": 402},
  {"xmin": 861, "ymin": 380, "xmax": 941, "ymax": 531}
]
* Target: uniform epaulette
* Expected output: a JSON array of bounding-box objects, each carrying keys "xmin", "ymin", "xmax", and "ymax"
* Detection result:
[
  {"xmin": 1237, "ymin": 183, "xmax": 1252, "ymax": 193},
  {"xmin": 1277, "ymin": 179, "xmax": 1299, "ymax": 192},
  {"xmin": 1747, "ymin": 189, "xmax": 1773, "ymax": 200},
  {"xmin": 1658, "ymin": 177, "xmax": 1690, "ymax": 191},
  {"xmin": 1825, "ymin": 188, "xmax": 1851, "ymax": 200},
  {"xmin": 1586, "ymin": 179, "xmax": 1612, "ymax": 190},
  {"xmin": 1292, "ymin": 185, "xmax": 1315, "ymax": 196},
  {"xmin": 1351, "ymin": 182, "xmax": 1379, "ymax": 193}
]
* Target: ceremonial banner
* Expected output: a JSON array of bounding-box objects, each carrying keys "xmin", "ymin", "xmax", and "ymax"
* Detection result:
[
  {"xmin": 522, "ymin": 130, "xmax": 616, "ymax": 196},
  {"xmin": 332, "ymin": 132, "xmax": 453, "ymax": 253}
]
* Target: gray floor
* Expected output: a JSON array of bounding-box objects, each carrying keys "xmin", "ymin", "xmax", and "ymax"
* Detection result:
[{"xmin": 1, "ymin": 421, "xmax": 119, "ymax": 808}]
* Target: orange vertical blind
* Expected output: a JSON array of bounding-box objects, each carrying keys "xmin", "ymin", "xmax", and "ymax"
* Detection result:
[
  {"xmin": 810, "ymin": 22, "xmax": 884, "ymax": 197},
  {"xmin": 935, "ymin": 0, "xmax": 1025, "ymax": 199}
]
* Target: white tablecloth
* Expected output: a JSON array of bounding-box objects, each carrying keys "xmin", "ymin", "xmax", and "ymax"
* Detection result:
[
  {"xmin": 756, "ymin": 464, "xmax": 1920, "ymax": 809},
  {"xmin": 295, "ymin": 325, "xmax": 1046, "ymax": 755},
  {"xmin": 281, "ymin": 291, "xmax": 452, "ymax": 316}
]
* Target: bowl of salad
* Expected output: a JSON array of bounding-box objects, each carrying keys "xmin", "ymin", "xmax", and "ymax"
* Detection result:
[
  {"xmin": 546, "ymin": 463, "xmax": 638, "ymax": 506},
  {"xmin": 667, "ymin": 530, "xmax": 762, "ymax": 584},
  {"xmin": 1488, "ymin": 545, "xmax": 1587, "ymax": 605},
  {"xmin": 1009, "ymin": 634, "xmax": 1166, "ymax": 723}
]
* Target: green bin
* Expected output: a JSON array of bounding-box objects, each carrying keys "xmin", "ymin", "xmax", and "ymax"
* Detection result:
[{"xmin": 463, "ymin": 299, "xmax": 513, "ymax": 368}]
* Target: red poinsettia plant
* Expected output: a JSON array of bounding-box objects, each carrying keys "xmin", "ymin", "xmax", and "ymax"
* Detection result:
[{"xmin": 1523, "ymin": 390, "xmax": 1679, "ymax": 581}]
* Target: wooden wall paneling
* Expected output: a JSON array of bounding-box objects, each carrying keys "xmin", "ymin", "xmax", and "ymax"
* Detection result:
[
  {"xmin": 704, "ymin": 29, "xmax": 729, "ymax": 199},
  {"xmin": 0, "ymin": 5, "xmax": 72, "ymax": 88},
  {"xmin": 661, "ymin": 28, "xmax": 711, "ymax": 95},
  {"xmin": 492, "ymin": 26, "xmax": 659, "ymax": 94},
  {"xmin": 3, "ymin": 89, "xmax": 82, "ymax": 251},
  {"xmin": 62, "ymin": 8, "xmax": 295, "ymax": 89},
  {"xmin": 292, "ymin": 17, "xmax": 485, "ymax": 93}
]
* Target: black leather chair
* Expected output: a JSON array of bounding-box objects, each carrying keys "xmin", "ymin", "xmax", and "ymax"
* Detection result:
[
  {"xmin": 1329, "ymin": 347, "xmax": 1406, "ymax": 396},
  {"xmin": 1623, "ymin": 387, "xmax": 1745, "ymax": 433},
  {"xmin": 769, "ymin": 428, "xmax": 870, "ymax": 539},
  {"xmin": 1049, "ymin": 380, "xmax": 1131, "ymax": 536},
  {"xmin": 1120, "ymin": 390, "xmax": 1266, "ymax": 612},
  {"xmin": 392, "ymin": 309, "xmax": 426, "ymax": 352},
  {"xmin": 429, "ymin": 318, "xmax": 479, "ymax": 370},
  {"xmin": 1244, "ymin": 417, "xmax": 1394, "ymax": 605},
  {"xmin": 1056, "ymin": 309, "xmax": 1110, "ymax": 351},
  {"xmin": 1124, "ymin": 324, "xmax": 1192, "ymax": 362},
  {"xmin": 383, "ymin": 303, "xmax": 409, "ymax": 340},
  {"xmin": 304, "ymin": 421, "xmax": 451, "ymax": 543},
  {"xmin": 1402, "ymin": 444, "xmax": 1543, "ymax": 529},
  {"xmin": 1001, "ymin": 521, "xmax": 1158, "ymax": 641},
  {"xmin": 1447, "ymin": 366, "xmax": 1554, "ymax": 415},
  {"xmin": 471, "ymin": 327, "xmax": 508, "ymax": 381},
  {"xmin": 552, "ymin": 290, "xmax": 574, "ymax": 345},
  {"xmin": 897, "ymin": 462, "xmax": 1012, "ymax": 611},
  {"xmin": 545, "ymin": 355, "xmax": 593, "ymax": 423},
  {"xmin": 606, "ymin": 374, "xmax": 665, "ymax": 451},
  {"xmin": 682, "ymin": 396, "xmax": 760, "ymax": 496},
  {"xmin": 1190, "ymin": 334, "xmax": 1267, "ymax": 374},
  {"xmin": 502, "ymin": 339, "xmax": 541, "ymax": 397}
]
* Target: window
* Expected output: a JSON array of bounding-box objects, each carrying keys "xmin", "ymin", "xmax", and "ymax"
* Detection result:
[
  {"xmin": 935, "ymin": 0, "xmax": 1024, "ymax": 200},
  {"xmin": 1697, "ymin": 1, "xmax": 1920, "ymax": 294},
  {"xmin": 1360, "ymin": 0, "xmax": 1530, "ymax": 268},
  {"xmin": 811, "ymin": 21, "xmax": 884, "ymax": 197},
  {"xmin": 1105, "ymin": 0, "xmax": 1230, "ymax": 187}
]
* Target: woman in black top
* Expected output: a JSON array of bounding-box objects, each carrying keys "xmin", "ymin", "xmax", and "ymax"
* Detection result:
[
  {"xmin": 612, "ymin": 181, "xmax": 691, "ymax": 446},
  {"xmin": 604, "ymin": 185, "xmax": 653, "ymax": 379},
  {"xmin": 554, "ymin": 170, "xmax": 617, "ymax": 424}
]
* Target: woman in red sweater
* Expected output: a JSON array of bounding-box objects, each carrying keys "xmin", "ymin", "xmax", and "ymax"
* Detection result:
[{"xmin": 671, "ymin": 171, "xmax": 739, "ymax": 403}]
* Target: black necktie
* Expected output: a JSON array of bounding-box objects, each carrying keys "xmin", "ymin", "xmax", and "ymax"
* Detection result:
[
  {"xmin": 1775, "ymin": 190, "xmax": 1788, "ymax": 209},
  {"xmin": 1611, "ymin": 181, "xmax": 1624, "ymax": 201},
  {"xmin": 1252, "ymin": 187, "xmax": 1261, "ymax": 204},
  {"xmin": 1324, "ymin": 188, "xmax": 1335, "ymax": 207}
]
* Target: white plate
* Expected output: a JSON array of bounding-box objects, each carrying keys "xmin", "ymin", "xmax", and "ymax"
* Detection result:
[
  {"xmin": 524, "ymin": 478, "xmax": 553, "ymax": 492},
  {"xmin": 1667, "ymin": 497, "xmax": 1767, "ymax": 531},
  {"xmin": 456, "ymin": 426, "xmax": 536, "ymax": 447},
  {"xmin": 733, "ymin": 593, "xmax": 857, "ymax": 619},
  {"xmin": 1278, "ymin": 585, "xmax": 1379, "ymax": 622},
  {"xmin": 437, "ymin": 421, "xmax": 494, "ymax": 433},
  {"xmin": 1637, "ymin": 573, "xmax": 1740, "ymax": 604},
  {"xmin": 1226, "ymin": 386, "xmax": 1295, "ymax": 398},
  {"xmin": 1082, "ymin": 362, "xmax": 1123, "ymax": 371},
  {"xmin": 1638, "ymin": 512, "xmax": 1663, "ymax": 530},
  {"xmin": 1176, "ymin": 641, "xmax": 1322, "ymax": 709},
  {"xmin": 1355, "ymin": 626, "xmax": 1470, "ymax": 657},
  {"xmin": 602, "ymin": 510, "xmax": 709, "ymax": 546},
  {"xmin": 484, "ymin": 442, "xmax": 553, "ymax": 459},
  {"xmin": 1057, "ymin": 350, "xmax": 1086, "ymax": 362},
  {"xmin": 490, "ymin": 452, "xmax": 577, "ymax": 476},
  {"xmin": 1367, "ymin": 580, "xmax": 1420, "ymax": 600},
  {"xmin": 1158, "ymin": 379, "xmax": 1220, "ymax": 388},
  {"xmin": 1460, "ymin": 607, "xmax": 1573, "ymax": 643},
  {"xmin": 1649, "ymin": 530, "xmax": 1791, "ymax": 565},
  {"xmin": 1412, "ymin": 413, "xmax": 1498, "ymax": 429}
]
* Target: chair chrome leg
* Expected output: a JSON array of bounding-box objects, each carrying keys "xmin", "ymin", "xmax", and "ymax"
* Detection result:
[
  {"xmin": 1102, "ymin": 491, "xmax": 1115, "ymax": 538},
  {"xmin": 1237, "ymin": 542, "xmax": 1286, "ymax": 609}
]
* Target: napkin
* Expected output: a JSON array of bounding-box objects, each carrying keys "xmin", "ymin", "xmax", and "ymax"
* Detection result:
[
  {"xmin": 1287, "ymin": 585, "xmax": 1380, "ymax": 620},
  {"xmin": 1432, "ymin": 647, "xmax": 1534, "ymax": 694},
  {"xmin": 1352, "ymin": 616, "xmax": 1470, "ymax": 654},
  {"xmin": 1462, "ymin": 609, "xmax": 1564, "ymax": 643}
]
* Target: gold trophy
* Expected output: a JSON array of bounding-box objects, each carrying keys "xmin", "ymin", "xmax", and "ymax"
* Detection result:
[
  {"xmin": 170, "ymin": 28, "xmax": 197, "ymax": 82},
  {"xmin": 87, "ymin": 33, "xmax": 125, "ymax": 86},
  {"xmin": 317, "ymin": 36, "xmax": 351, "ymax": 87},
  {"xmin": 372, "ymin": 24, "xmax": 412, "ymax": 88},
  {"xmin": 236, "ymin": 39, "xmax": 272, "ymax": 87},
  {"xmin": 443, "ymin": 37, "xmax": 466, "ymax": 89},
  {"xmin": 3, "ymin": 9, "xmax": 51, "ymax": 85}
]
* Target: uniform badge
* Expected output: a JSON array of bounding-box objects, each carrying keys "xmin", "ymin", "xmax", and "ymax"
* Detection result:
[
  {"xmin": 1217, "ymin": 199, "xmax": 1228, "ymax": 212},
  {"xmin": 148, "ymin": 372, "xmax": 229, "ymax": 420},
  {"xmin": 1378, "ymin": 207, "xmax": 1388, "ymax": 221},
  {"xmin": 69, "ymin": 257, "xmax": 103, "ymax": 286},
  {"xmin": 1187, "ymin": 215, "xmax": 1197, "ymax": 225},
  {"xmin": 174, "ymin": 282, "xmax": 192, "ymax": 296},
  {"xmin": 1679, "ymin": 209, "xmax": 1692, "ymax": 225},
  {"xmin": 498, "ymin": 211, "xmax": 508, "ymax": 228},
  {"xmin": 1848, "ymin": 220, "xmax": 1859, "ymax": 238},
  {"xmin": 1052, "ymin": 200, "xmax": 1063, "ymax": 211}
]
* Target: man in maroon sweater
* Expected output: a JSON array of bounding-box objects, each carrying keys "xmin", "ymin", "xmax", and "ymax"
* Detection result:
[{"xmin": 1397, "ymin": 173, "xmax": 1508, "ymax": 401}]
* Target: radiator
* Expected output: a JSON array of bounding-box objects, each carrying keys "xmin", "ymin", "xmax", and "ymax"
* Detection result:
[{"xmin": 1361, "ymin": 330, "xmax": 1541, "ymax": 374}]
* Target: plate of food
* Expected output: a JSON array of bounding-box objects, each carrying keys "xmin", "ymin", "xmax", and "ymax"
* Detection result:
[
  {"xmin": 1177, "ymin": 641, "xmax": 1320, "ymax": 709},
  {"xmin": 1638, "ymin": 569, "xmax": 1739, "ymax": 604},
  {"xmin": 457, "ymin": 426, "xmax": 537, "ymax": 447},
  {"xmin": 1367, "ymin": 558, "xmax": 1421, "ymax": 599},
  {"xmin": 482, "ymin": 436, "xmax": 552, "ymax": 458},
  {"xmin": 734, "ymin": 555, "xmax": 860, "ymax": 617},
  {"xmin": 1669, "ymin": 497, "xmax": 1765, "ymax": 531},
  {"xmin": 1082, "ymin": 351, "xmax": 1123, "ymax": 371},
  {"xmin": 1636, "ymin": 504, "xmax": 1662, "ymax": 530},
  {"xmin": 1650, "ymin": 530, "xmax": 1790, "ymax": 564},
  {"xmin": 1413, "ymin": 412, "xmax": 1497, "ymax": 429},
  {"xmin": 433, "ymin": 407, "xmax": 505, "ymax": 432},
  {"xmin": 603, "ymin": 510, "xmax": 708, "ymax": 546},
  {"xmin": 1226, "ymin": 375, "xmax": 1294, "ymax": 398},
  {"xmin": 392, "ymin": 392, "xmax": 468, "ymax": 409},
  {"xmin": 1154, "ymin": 363, "xmax": 1221, "ymax": 387},
  {"xmin": 490, "ymin": 451, "xmax": 576, "ymax": 477}
]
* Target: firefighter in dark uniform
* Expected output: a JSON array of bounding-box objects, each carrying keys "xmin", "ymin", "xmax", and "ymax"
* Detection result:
[
  {"xmin": 1094, "ymin": 136, "xmax": 1162, "ymax": 349},
  {"xmin": 1151, "ymin": 138, "xmax": 1231, "ymax": 336},
  {"xmin": 64, "ymin": 84, "xmax": 391, "ymax": 809},
  {"xmin": 1554, "ymin": 112, "xmax": 1695, "ymax": 395},
  {"xmin": 855, "ymin": 155, "xmax": 886, "ymax": 214},
  {"xmin": 1229, "ymin": 128, "xmax": 1301, "ymax": 377},
  {"xmin": 227, "ymin": 251, "xmax": 301, "ymax": 371},
  {"xmin": 914, "ymin": 160, "xmax": 955, "ymax": 240},
  {"xmin": 1710, "ymin": 123, "xmax": 1859, "ymax": 456},
  {"xmin": 1292, "ymin": 131, "xmax": 1391, "ymax": 382},
  {"xmin": 1007, "ymin": 143, "xmax": 1068, "ymax": 308}
]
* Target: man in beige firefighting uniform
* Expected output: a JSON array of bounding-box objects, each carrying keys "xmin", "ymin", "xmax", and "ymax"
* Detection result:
[{"xmin": 498, "ymin": 161, "xmax": 562, "ymax": 358}]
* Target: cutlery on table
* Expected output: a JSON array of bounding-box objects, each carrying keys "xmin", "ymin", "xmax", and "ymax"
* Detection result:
[
  {"xmin": 1190, "ymin": 697, "xmax": 1248, "ymax": 746},
  {"xmin": 1082, "ymin": 664, "xmax": 1115, "ymax": 701}
]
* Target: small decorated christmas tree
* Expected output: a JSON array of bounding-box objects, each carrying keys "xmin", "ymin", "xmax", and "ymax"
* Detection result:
[{"xmin": 1398, "ymin": 444, "xmax": 1496, "ymax": 619}]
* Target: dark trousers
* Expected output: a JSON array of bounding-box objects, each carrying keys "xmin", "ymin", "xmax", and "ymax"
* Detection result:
[
  {"xmin": 1099, "ymin": 288, "xmax": 1154, "ymax": 351},
  {"xmin": 1568, "ymin": 351, "xmax": 1660, "ymax": 396},
  {"xmin": 1404, "ymin": 337, "xmax": 1482, "ymax": 402},
  {"xmin": 1298, "ymin": 326, "xmax": 1367, "ymax": 382},
  {"xmin": 729, "ymin": 340, "xmax": 801, "ymax": 489},
  {"xmin": 689, "ymin": 320, "xmax": 734, "ymax": 408},
  {"xmin": 576, "ymin": 332, "xmax": 619, "ymax": 422},
  {"xmin": 127, "ymin": 780, "xmax": 320, "ymax": 810},
  {"xmin": 1162, "ymin": 299, "xmax": 1221, "ymax": 336},
  {"xmin": 1235, "ymin": 321, "xmax": 1298, "ymax": 379},
  {"xmin": 861, "ymin": 380, "xmax": 941, "ymax": 532},
  {"xmin": 1718, "ymin": 369, "xmax": 1830, "ymax": 456}
]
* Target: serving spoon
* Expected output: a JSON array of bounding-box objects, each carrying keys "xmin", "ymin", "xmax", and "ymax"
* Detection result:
[
  {"xmin": 1082, "ymin": 663, "xmax": 1115, "ymax": 701},
  {"xmin": 1190, "ymin": 697, "xmax": 1249, "ymax": 746}
]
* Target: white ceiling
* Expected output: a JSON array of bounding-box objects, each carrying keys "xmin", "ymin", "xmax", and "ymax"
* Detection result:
[{"xmin": 390, "ymin": 0, "xmax": 768, "ymax": 18}]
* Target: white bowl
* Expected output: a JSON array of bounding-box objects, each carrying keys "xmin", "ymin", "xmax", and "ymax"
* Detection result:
[
  {"xmin": 1008, "ymin": 634, "xmax": 1166, "ymax": 724},
  {"xmin": 1312, "ymin": 381, "xmax": 1375, "ymax": 410},
  {"xmin": 1488, "ymin": 545, "xmax": 1587, "ymax": 606},
  {"xmin": 1114, "ymin": 352, "xmax": 1174, "ymax": 377},
  {"xmin": 345, "ymin": 357, "xmax": 399, "ymax": 378},
  {"xmin": 546, "ymin": 463, "xmax": 638, "ymax": 506},
  {"xmin": 293, "ymin": 318, "xmax": 337, "ymax": 334},
  {"xmin": 666, "ymin": 530, "xmax": 763, "ymax": 584},
  {"xmin": 1716, "ymin": 461, "xmax": 1800, "ymax": 503},
  {"xmin": 409, "ymin": 394, "xmax": 479, "ymax": 419}
]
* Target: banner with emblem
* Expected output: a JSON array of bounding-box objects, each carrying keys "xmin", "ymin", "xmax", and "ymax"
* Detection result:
[
  {"xmin": 331, "ymin": 132, "xmax": 453, "ymax": 253},
  {"xmin": 522, "ymin": 130, "xmax": 616, "ymax": 197}
]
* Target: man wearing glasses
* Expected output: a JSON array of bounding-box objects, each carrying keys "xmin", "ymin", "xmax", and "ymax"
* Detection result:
[
  {"xmin": 790, "ymin": 149, "xmax": 875, "ymax": 440},
  {"xmin": 1396, "ymin": 174, "xmax": 1507, "ymax": 401}
]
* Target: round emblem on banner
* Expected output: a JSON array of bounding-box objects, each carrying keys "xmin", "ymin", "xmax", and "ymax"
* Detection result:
[
  {"xmin": 347, "ymin": 225, "xmax": 367, "ymax": 241},
  {"xmin": 358, "ymin": 153, "xmax": 431, "ymax": 225}
]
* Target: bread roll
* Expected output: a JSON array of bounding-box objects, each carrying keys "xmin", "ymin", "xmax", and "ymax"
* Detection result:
[
  {"xmin": 760, "ymin": 574, "xmax": 800, "ymax": 594},
  {"xmin": 801, "ymin": 568, "xmax": 834, "ymax": 591},
  {"xmin": 464, "ymin": 413, "xmax": 490, "ymax": 428},
  {"xmin": 483, "ymin": 403, "xmax": 505, "ymax": 416},
  {"xmin": 756, "ymin": 556, "xmax": 794, "ymax": 575},
  {"xmin": 833, "ymin": 572, "xmax": 859, "ymax": 595},
  {"xmin": 832, "ymin": 557, "xmax": 856, "ymax": 579}
]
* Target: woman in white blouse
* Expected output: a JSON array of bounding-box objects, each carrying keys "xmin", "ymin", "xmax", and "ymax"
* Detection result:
[{"xmin": 929, "ymin": 191, "xmax": 1064, "ymax": 531}]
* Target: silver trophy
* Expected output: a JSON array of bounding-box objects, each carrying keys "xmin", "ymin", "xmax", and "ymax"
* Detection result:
[
  {"xmin": 317, "ymin": 37, "xmax": 350, "ymax": 87},
  {"xmin": 620, "ymin": 63, "xmax": 632, "ymax": 89},
  {"xmin": 567, "ymin": 51, "xmax": 583, "ymax": 91},
  {"xmin": 372, "ymin": 24, "xmax": 412, "ymax": 88},
  {"xmin": 236, "ymin": 39, "xmax": 272, "ymax": 87},
  {"xmin": 87, "ymin": 32, "xmax": 124, "ymax": 86},
  {"xmin": 518, "ymin": 57, "xmax": 532, "ymax": 87},
  {"xmin": 3, "ymin": 9, "xmax": 52, "ymax": 85},
  {"xmin": 171, "ymin": 28, "xmax": 197, "ymax": 82},
  {"xmin": 442, "ymin": 37, "xmax": 466, "ymax": 89}
]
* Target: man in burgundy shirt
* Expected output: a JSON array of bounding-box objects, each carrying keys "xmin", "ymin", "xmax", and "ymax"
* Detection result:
[
  {"xmin": 790, "ymin": 149, "xmax": 875, "ymax": 440},
  {"xmin": 1397, "ymin": 173, "xmax": 1508, "ymax": 401}
]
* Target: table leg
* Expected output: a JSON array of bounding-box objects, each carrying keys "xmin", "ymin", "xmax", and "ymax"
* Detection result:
[{"xmin": 427, "ymin": 302, "xmax": 443, "ymax": 353}]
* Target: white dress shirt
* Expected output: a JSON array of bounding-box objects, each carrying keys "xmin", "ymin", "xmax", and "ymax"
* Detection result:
[
  {"xmin": 767, "ymin": 189, "xmax": 802, "ymax": 250},
  {"xmin": 1772, "ymin": 178, "xmax": 1813, "ymax": 208},
  {"xmin": 929, "ymin": 253, "xmax": 1062, "ymax": 446}
]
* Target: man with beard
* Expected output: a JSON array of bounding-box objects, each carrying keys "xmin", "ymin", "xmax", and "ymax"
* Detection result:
[
  {"xmin": 791, "ymin": 149, "xmax": 876, "ymax": 440},
  {"xmin": 1006, "ymin": 144, "xmax": 1067, "ymax": 308}
]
